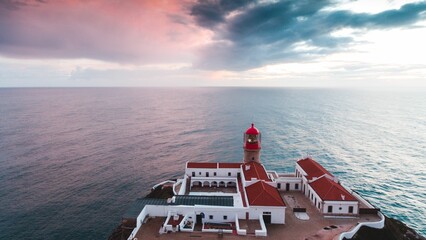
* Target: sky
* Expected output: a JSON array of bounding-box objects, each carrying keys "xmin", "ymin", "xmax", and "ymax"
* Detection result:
[{"xmin": 0, "ymin": 0, "xmax": 425, "ymax": 88}]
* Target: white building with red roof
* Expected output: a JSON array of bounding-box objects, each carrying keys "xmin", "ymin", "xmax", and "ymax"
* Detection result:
[
  {"xmin": 126, "ymin": 124, "xmax": 371, "ymax": 239},
  {"xmin": 296, "ymin": 157, "xmax": 359, "ymax": 215}
]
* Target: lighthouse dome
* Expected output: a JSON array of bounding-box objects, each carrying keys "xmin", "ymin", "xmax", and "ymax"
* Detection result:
[
  {"xmin": 245, "ymin": 123, "xmax": 260, "ymax": 135},
  {"xmin": 244, "ymin": 123, "xmax": 261, "ymax": 148}
]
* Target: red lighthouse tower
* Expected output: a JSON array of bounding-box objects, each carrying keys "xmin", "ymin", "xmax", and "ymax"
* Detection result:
[{"xmin": 243, "ymin": 123, "xmax": 261, "ymax": 163}]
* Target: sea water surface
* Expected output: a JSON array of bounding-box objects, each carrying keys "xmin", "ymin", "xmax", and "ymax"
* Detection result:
[{"xmin": 0, "ymin": 88, "xmax": 425, "ymax": 239}]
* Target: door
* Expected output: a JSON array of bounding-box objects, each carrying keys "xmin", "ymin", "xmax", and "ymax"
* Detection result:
[
  {"xmin": 263, "ymin": 214, "xmax": 271, "ymax": 224},
  {"xmin": 196, "ymin": 213, "xmax": 204, "ymax": 224}
]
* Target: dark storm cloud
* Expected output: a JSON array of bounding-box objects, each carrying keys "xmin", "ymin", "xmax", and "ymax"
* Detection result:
[
  {"xmin": 190, "ymin": 0, "xmax": 256, "ymax": 28},
  {"xmin": 190, "ymin": 0, "xmax": 426, "ymax": 70}
]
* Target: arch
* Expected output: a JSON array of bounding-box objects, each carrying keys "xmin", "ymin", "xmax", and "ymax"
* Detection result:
[
  {"xmin": 219, "ymin": 181, "xmax": 225, "ymax": 187},
  {"xmin": 203, "ymin": 181, "xmax": 210, "ymax": 187},
  {"xmin": 192, "ymin": 181, "xmax": 202, "ymax": 187},
  {"xmin": 227, "ymin": 181, "xmax": 236, "ymax": 187},
  {"xmin": 212, "ymin": 181, "xmax": 218, "ymax": 187}
]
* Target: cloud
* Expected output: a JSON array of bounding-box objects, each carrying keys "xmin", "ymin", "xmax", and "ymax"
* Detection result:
[
  {"xmin": 190, "ymin": 0, "xmax": 256, "ymax": 28},
  {"xmin": 190, "ymin": 0, "xmax": 426, "ymax": 70},
  {"xmin": 0, "ymin": 0, "xmax": 202, "ymax": 64},
  {"xmin": 1, "ymin": 0, "xmax": 425, "ymax": 73}
]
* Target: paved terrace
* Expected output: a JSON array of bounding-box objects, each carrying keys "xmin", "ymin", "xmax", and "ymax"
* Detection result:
[{"xmin": 133, "ymin": 191, "xmax": 381, "ymax": 240}]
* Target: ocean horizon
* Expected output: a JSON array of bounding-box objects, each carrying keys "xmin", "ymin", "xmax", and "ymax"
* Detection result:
[{"xmin": 0, "ymin": 87, "xmax": 425, "ymax": 239}]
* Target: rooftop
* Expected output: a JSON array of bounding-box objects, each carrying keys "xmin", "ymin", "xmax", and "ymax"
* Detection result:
[
  {"xmin": 174, "ymin": 195, "xmax": 234, "ymax": 207},
  {"xmin": 309, "ymin": 176, "xmax": 357, "ymax": 201},
  {"xmin": 245, "ymin": 181, "xmax": 285, "ymax": 207},
  {"xmin": 297, "ymin": 158, "xmax": 333, "ymax": 180},
  {"xmin": 242, "ymin": 162, "xmax": 271, "ymax": 182}
]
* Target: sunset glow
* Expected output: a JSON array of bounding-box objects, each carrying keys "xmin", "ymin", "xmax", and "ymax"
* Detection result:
[{"xmin": 0, "ymin": 0, "xmax": 425, "ymax": 87}]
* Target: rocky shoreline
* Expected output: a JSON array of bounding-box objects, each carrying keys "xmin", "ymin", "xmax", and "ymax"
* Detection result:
[{"xmin": 347, "ymin": 216, "xmax": 425, "ymax": 240}]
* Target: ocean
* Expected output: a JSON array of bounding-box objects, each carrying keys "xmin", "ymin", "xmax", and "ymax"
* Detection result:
[{"xmin": 0, "ymin": 87, "xmax": 425, "ymax": 239}]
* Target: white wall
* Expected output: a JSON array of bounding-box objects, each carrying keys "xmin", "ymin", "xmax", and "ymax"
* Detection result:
[
  {"xmin": 275, "ymin": 178, "xmax": 302, "ymax": 191},
  {"xmin": 190, "ymin": 177, "xmax": 237, "ymax": 188},
  {"xmin": 322, "ymin": 201, "xmax": 359, "ymax": 214},
  {"xmin": 305, "ymin": 184, "xmax": 322, "ymax": 210},
  {"xmin": 248, "ymin": 206, "xmax": 285, "ymax": 224},
  {"xmin": 178, "ymin": 175, "xmax": 187, "ymax": 195},
  {"xmin": 193, "ymin": 205, "xmax": 246, "ymax": 223},
  {"xmin": 186, "ymin": 167, "xmax": 241, "ymax": 178}
]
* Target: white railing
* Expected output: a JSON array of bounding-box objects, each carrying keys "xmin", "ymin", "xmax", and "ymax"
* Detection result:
[
  {"xmin": 338, "ymin": 211, "xmax": 385, "ymax": 240},
  {"xmin": 179, "ymin": 213, "xmax": 195, "ymax": 232},
  {"xmin": 235, "ymin": 214, "xmax": 247, "ymax": 235},
  {"xmin": 255, "ymin": 214, "xmax": 267, "ymax": 236},
  {"xmin": 173, "ymin": 178, "xmax": 183, "ymax": 195},
  {"xmin": 178, "ymin": 175, "xmax": 188, "ymax": 195},
  {"xmin": 127, "ymin": 207, "xmax": 148, "ymax": 240},
  {"xmin": 151, "ymin": 180, "xmax": 175, "ymax": 190}
]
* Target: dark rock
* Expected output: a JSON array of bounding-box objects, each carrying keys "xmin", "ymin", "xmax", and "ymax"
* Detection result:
[
  {"xmin": 107, "ymin": 185, "xmax": 174, "ymax": 240},
  {"xmin": 348, "ymin": 216, "xmax": 425, "ymax": 240},
  {"xmin": 145, "ymin": 185, "xmax": 174, "ymax": 199}
]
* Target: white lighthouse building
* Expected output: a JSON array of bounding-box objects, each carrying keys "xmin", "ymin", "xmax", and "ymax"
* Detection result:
[{"xmin": 125, "ymin": 124, "xmax": 382, "ymax": 239}]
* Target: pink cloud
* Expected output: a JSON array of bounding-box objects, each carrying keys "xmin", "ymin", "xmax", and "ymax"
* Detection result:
[{"xmin": 0, "ymin": 0, "xmax": 208, "ymax": 64}]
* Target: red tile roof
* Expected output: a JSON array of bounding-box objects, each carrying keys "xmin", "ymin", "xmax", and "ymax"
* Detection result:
[
  {"xmin": 309, "ymin": 176, "xmax": 357, "ymax": 201},
  {"xmin": 187, "ymin": 162, "xmax": 217, "ymax": 169},
  {"xmin": 242, "ymin": 162, "xmax": 271, "ymax": 182},
  {"xmin": 187, "ymin": 162, "xmax": 242, "ymax": 169},
  {"xmin": 245, "ymin": 181, "xmax": 285, "ymax": 207},
  {"xmin": 218, "ymin": 163, "xmax": 242, "ymax": 169},
  {"xmin": 297, "ymin": 158, "xmax": 332, "ymax": 180}
]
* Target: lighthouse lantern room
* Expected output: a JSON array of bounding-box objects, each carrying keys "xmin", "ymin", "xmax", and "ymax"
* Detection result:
[{"xmin": 243, "ymin": 123, "xmax": 261, "ymax": 163}]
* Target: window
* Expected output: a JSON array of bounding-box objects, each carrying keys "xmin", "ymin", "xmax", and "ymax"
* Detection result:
[
  {"xmin": 206, "ymin": 172, "xmax": 209, "ymax": 177},
  {"xmin": 295, "ymin": 183, "xmax": 299, "ymax": 190},
  {"xmin": 339, "ymin": 207, "xmax": 342, "ymax": 210},
  {"xmin": 328, "ymin": 206, "xmax": 333, "ymax": 213},
  {"xmin": 192, "ymin": 172, "xmax": 195, "ymax": 177},
  {"xmin": 246, "ymin": 134, "xmax": 258, "ymax": 143},
  {"xmin": 277, "ymin": 183, "xmax": 281, "ymax": 189},
  {"xmin": 318, "ymin": 202, "xmax": 320, "ymax": 209},
  {"xmin": 349, "ymin": 206, "xmax": 354, "ymax": 213},
  {"xmin": 209, "ymin": 215, "xmax": 213, "ymax": 220},
  {"xmin": 199, "ymin": 172, "xmax": 201, "ymax": 175},
  {"xmin": 263, "ymin": 212, "xmax": 271, "ymax": 215},
  {"xmin": 228, "ymin": 172, "xmax": 231, "ymax": 177},
  {"xmin": 214, "ymin": 172, "xmax": 217, "ymax": 176},
  {"xmin": 223, "ymin": 215, "xmax": 227, "ymax": 220}
]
